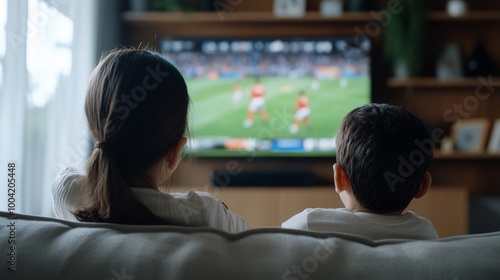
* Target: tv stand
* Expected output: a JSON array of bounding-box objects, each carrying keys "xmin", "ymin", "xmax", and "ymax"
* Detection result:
[{"xmin": 210, "ymin": 169, "xmax": 317, "ymax": 187}]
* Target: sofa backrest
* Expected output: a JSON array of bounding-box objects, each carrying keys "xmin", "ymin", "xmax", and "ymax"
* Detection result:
[{"xmin": 1, "ymin": 211, "xmax": 499, "ymax": 280}]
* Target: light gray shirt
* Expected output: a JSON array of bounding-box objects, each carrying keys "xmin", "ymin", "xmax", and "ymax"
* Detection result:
[{"xmin": 282, "ymin": 208, "xmax": 438, "ymax": 240}]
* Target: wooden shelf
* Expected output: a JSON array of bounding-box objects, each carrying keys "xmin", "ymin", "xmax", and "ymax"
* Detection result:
[
  {"xmin": 428, "ymin": 11, "xmax": 500, "ymax": 22},
  {"xmin": 123, "ymin": 11, "xmax": 500, "ymax": 24},
  {"xmin": 122, "ymin": 11, "xmax": 373, "ymax": 24},
  {"xmin": 122, "ymin": 11, "xmax": 375, "ymax": 43},
  {"xmin": 434, "ymin": 151, "xmax": 500, "ymax": 160},
  {"xmin": 387, "ymin": 77, "xmax": 500, "ymax": 90}
]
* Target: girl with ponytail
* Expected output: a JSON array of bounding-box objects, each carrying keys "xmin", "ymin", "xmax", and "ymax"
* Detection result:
[{"xmin": 51, "ymin": 48, "xmax": 249, "ymax": 232}]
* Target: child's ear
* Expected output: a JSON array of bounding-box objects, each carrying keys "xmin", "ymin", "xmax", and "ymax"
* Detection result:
[
  {"xmin": 333, "ymin": 163, "xmax": 351, "ymax": 193},
  {"xmin": 414, "ymin": 171, "xmax": 432, "ymax": 199},
  {"xmin": 166, "ymin": 137, "xmax": 187, "ymax": 171}
]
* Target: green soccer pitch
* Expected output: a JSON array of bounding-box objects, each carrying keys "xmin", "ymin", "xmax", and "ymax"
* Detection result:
[{"xmin": 186, "ymin": 76, "xmax": 370, "ymax": 156}]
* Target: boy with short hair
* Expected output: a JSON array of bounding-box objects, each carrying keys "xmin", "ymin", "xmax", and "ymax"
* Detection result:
[{"xmin": 282, "ymin": 103, "xmax": 438, "ymax": 240}]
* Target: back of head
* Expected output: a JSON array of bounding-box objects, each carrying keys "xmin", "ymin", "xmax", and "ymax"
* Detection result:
[
  {"xmin": 336, "ymin": 103, "xmax": 433, "ymax": 213},
  {"xmin": 75, "ymin": 48, "xmax": 189, "ymax": 224}
]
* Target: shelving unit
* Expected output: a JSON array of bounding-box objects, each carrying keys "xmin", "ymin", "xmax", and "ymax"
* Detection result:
[{"xmin": 120, "ymin": 4, "xmax": 500, "ymax": 196}]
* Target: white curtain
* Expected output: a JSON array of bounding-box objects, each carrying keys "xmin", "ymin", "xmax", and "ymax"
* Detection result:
[{"xmin": 0, "ymin": 0, "xmax": 98, "ymax": 216}]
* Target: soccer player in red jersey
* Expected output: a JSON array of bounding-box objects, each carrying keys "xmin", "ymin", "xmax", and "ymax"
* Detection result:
[
  {"xmin": 244, "ymin": 78, "xmax": 268, "ymax": 127},
  {"xmin": 290, "ymin": 91, "xmax": 312, "ymax": 134}
]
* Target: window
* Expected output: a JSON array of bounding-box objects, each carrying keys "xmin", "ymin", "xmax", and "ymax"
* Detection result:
[{"xmin": 0, "ymin": 0, "xmax": 97, "ymax": 216}]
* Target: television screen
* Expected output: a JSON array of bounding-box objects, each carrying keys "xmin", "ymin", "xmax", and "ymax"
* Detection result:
[{"xmin": 159, "ymin": 37, "xmax": 371, "ymax": 157}]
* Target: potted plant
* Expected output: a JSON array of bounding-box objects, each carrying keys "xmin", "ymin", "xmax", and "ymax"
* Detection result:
[{"xmin": 383, "ymin": 1, "xmax": 426, "ymax": 78}]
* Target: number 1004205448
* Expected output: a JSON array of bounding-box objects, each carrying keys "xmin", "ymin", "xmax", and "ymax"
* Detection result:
[{"xmin": 7, "ymin": 162, "xmax": 16, "ymax": 214}]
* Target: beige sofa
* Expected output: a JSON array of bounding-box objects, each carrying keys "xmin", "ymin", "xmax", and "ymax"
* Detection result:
[{"xmin": 1, "ymin": 211, "xmax": 499, "ymax": 279}]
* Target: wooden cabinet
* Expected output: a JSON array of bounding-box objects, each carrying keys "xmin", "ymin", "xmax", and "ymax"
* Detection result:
[{"xmin": 168, "ymin": 185, "xmax": 468, "ymax": 238}]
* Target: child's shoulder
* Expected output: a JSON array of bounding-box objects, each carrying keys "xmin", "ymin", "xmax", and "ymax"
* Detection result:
[
  {"xmin": 295, "ymin": 207, "xmax": 355, "ymax": 220},
  {"xmin": 51, "ymin": 167, "xmax": 85, "ymax": 193}
]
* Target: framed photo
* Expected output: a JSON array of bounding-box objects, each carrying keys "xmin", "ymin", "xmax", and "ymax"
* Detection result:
[
  {"xmin": 451, "ymin": 118, "xmax": 490, "ymax": 152},
  {"xmin": 487, "ymin": 119, "xmax": 500, "ymax": 153},
  {"xmin": 273, "ymin": 0, "xmax": 306, "ymax": 17}
]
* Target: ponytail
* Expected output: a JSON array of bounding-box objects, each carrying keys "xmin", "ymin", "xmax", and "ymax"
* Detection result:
[{"xmin": 74, "ymin": 145, "xmax": 167, "ymax": 225}]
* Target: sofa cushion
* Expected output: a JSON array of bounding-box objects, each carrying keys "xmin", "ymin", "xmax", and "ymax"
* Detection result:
[{"xmin": 1, "ymin": 211, "xmax": 499, "ymax": 279}]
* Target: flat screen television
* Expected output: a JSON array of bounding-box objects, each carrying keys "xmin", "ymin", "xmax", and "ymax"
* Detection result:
[{"xmin": 159, "ymin": 37, "xmax": 371, "ymax": 158}]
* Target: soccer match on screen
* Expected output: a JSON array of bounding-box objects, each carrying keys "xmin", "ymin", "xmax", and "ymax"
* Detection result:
[{"xmin": 160, "ymin": 37, "xmax": 371, "ymax": 157}]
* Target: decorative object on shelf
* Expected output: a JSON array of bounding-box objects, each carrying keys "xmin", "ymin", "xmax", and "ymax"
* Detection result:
[
  {"xmin": 320, "ymin": 0, "xmax": 344, "ymax": 17},
  {"xmin": 346, "ymin": 0, "xmax": 371, "ymax": 12},
  {"xmin": 273, "ymin": 0, "xmax": 306, "ymax": 17},
  {"xmin": 440, "ymin": 137, "xmax": 454, "ymax": 154},
  {"xmin": 153, "ymin": 0, "xmax": 191, "ymax": 12},
  {"xmin": 436, "ymin": 43, "xmax": 464, "ymax": 80},
  {"xmin": 384, "ymin": 1, "xmax": 426, "ymax": 78},
  {"xmin": 128, "ymin": 0, "xmax": 151, "ymax": 11},
  {"xmin": 447, "ymin": 0, "xmax": 468, "ymax": 17},
  {"xmin": 464, "ymin": 42, "xmax": 495, "ymax": 77},
  {"xmin": 451, "ymin": 118, "xmax": 490, "ymax": 153},
  {"xmin": 487, "ymin": 119, "xmax": 500, "ymax": 153}
]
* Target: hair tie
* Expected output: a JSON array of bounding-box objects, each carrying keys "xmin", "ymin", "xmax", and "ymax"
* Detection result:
[{"xmin": 94, "ymin": 142, "xmax": 108, "ymax": 151}]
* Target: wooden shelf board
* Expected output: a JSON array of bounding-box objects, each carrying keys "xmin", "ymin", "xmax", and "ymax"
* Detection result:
[
  {"xmin": 428, "ymin": 11, "xmax": 500, "ymax": 22},
  {"xmin": 434, "ymin": 151, "xmax": 500, "ymax": 159},
  {"xmin": 122, "ymin": 11, "xmax": 374, "ymax": 24},
  {"xmin": 123, "ymin": 11, "xmax": 500, "ymax": 24},
  {"xmin": 387, "ymin": 77, "xmax": 500, "ymax": 89}
]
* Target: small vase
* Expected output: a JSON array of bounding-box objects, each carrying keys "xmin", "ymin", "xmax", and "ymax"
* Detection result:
[
  {"xmin": 394, "ymin": 61, "xmax": 409, "ymax": 79},
  {"xmin": 447, "ymin": 0, "xmax": 468, "ymax": 17},
  {"xmin": 320, "ymin": 0, "xmax": 343, "ymax": 17}
]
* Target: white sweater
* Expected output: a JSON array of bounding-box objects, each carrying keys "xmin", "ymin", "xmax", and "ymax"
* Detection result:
[
  {"xmin": 51, "ymin": 168, "xmax": 250, "ymax": 233},
  {"xmin": 282, "ymin": 208, "xmax": 438, "ymax": 240}
]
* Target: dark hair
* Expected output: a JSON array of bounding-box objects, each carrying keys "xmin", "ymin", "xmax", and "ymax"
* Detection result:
[
  {"xmin": 336, "ymin": 103, "xmax": 433, "ymax": 213},
  {"xmin": 74, "ymin": 48, "xmax": 189, "ymax": 224}
]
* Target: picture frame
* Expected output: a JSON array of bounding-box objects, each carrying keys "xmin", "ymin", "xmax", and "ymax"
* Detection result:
[
  {"xmin": 487, "ymin": 119, "xmax": 500, "ymax": 153},
  {"xmin": 273, "ymin": 0, "xmax": 306, "ymax": 17},
  {"xmin": 451, "ymin": 118, "xmax": 490, "ymax": 153}
]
